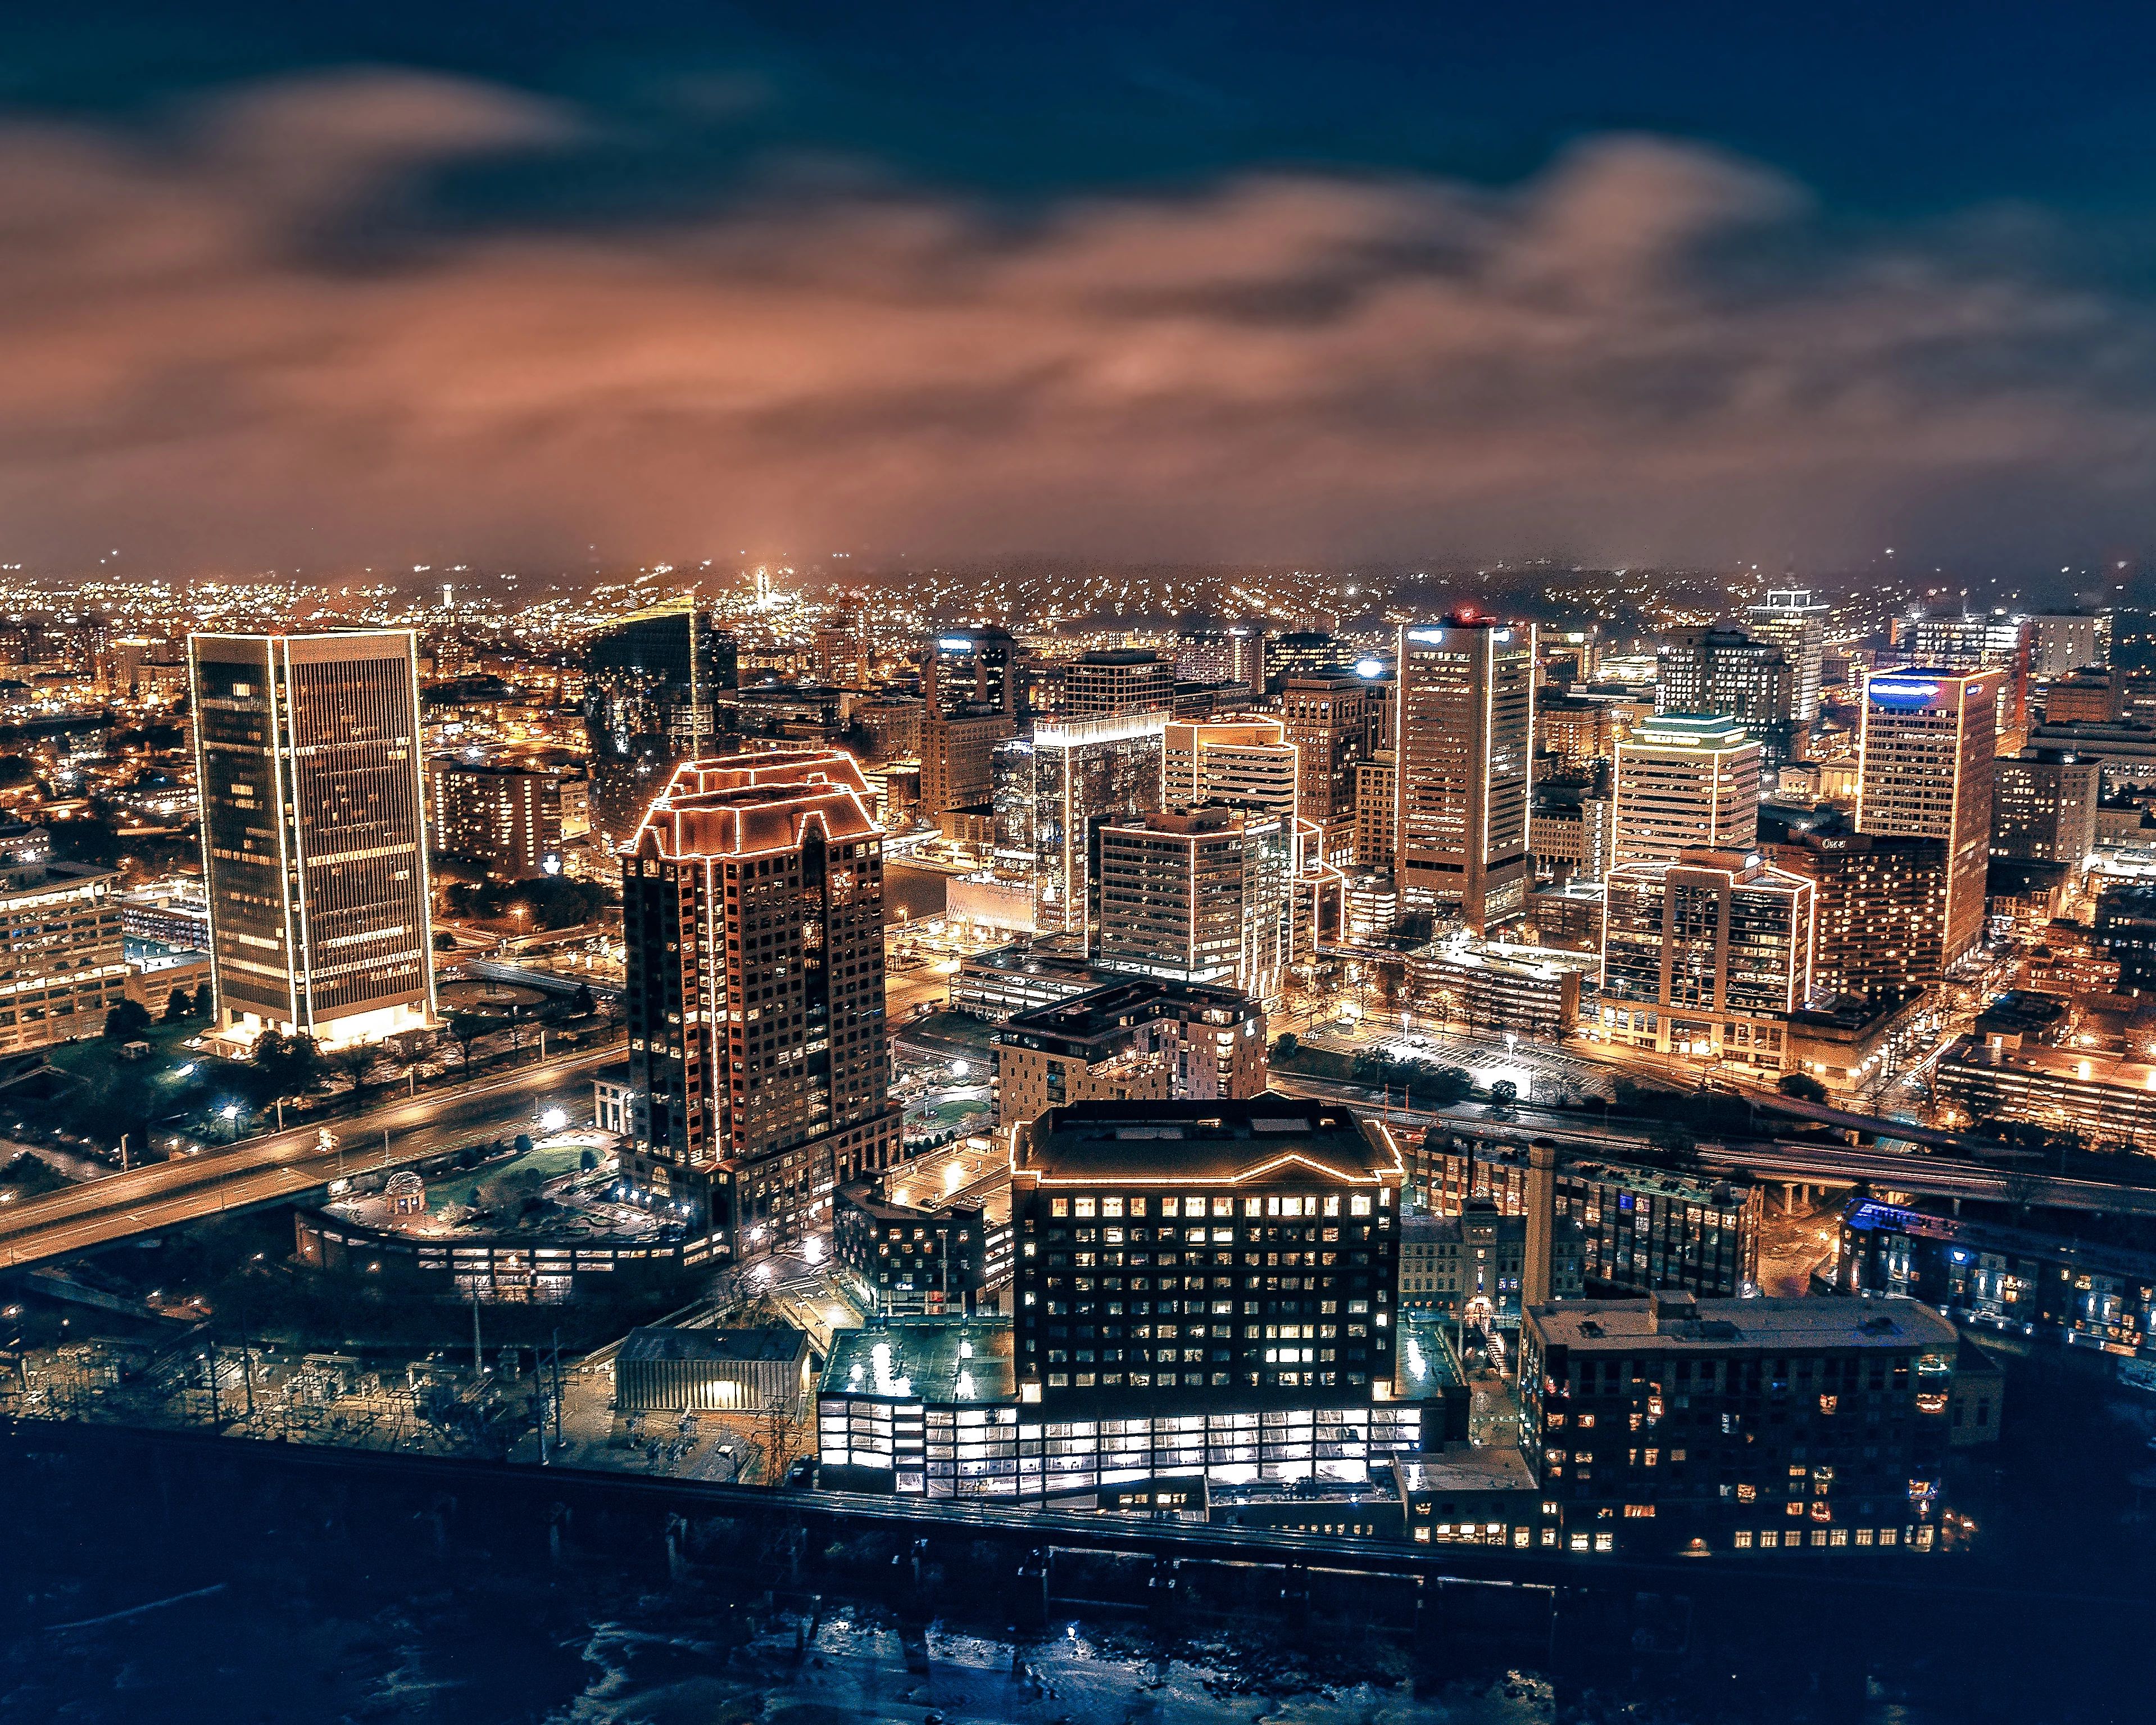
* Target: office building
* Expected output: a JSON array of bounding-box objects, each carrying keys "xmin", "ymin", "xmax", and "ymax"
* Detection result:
[
  {"xmin": 1419, "ymin": 1137, "xmax": 1760, "ymax": 1299},
  {"xmin": 990, "ymin": 978, "xmax": 1267, "ymax": 1128},
  {"xmin": 0, "ymin": 838, "xmax": 126, "ymax": 1054},
  {"xmin": 1537, "ymin": 694, "xmax": 1614, "ymax": 773},
  {"xmin": 1611, "ymin": 714, "xmax": 1760, "ymax": 870},
  {"xmin": 1009, "ymin": 1097, "xmax": 1404, "ymax": 1418},
  {"xmin": 1283, "ymin": 669, "xmax": 1376, "ymax": 863},
  {"xmin": 2041, "ymin": 669, "xmax": 2126, "ymax": 724},
  {"xmin": 1529, "ymin": 880, "xmax": 1605, "ymax": 953},
  {"xmin": 1599, "ymin": 847, "xmax": 1813, "ymax": 1073},
  {"xmin": 1743, "ymin": 589, "xmax": 1830, "ymax": 727},
  {"xmin": 428, "ymin": 757, "xmax": 578, "ymax": 879},
  {"xmin": 583, "ymin": 602, "xmax": 735, "ymax": 850},
  {"xmin": 1001, "ymin": 713, "xmax": 1165, "ymax": 938},
  {"xmin": 1399, "ymin": 1203, "xmax": 1584, "ymax": 1323},
  {"xmin": 1354, "ymin": 750, "xmax": 1396, "ymax": 870},
  {"xmin": 1161, "ymin": 718, "xmax": 1299, "ymax": 817},
  {"xmin": 834, "ymin": 1144, "xmax": 1014, "ymax": 1317},
  {"xmin": 621, "ymin": 748, "xmax": 901, "ymax": 1251},
  {"xmin": 922, "ymin": 627, "xmax": 1018, "ymax": 814},
  {"xmin": 1655, "ymin": 627, "xmax": 1796, "ymax": 764},
  {"xmin": 2095, "ymin": 879, "xmax": 2156, "ymax": 991},
  {"xmin": 1905, "ymin": 611, "xmax": 2030, "ymax": 741},
  {"xmin": 1991, "ymin": 747, "xmax": 2099, "ymax": 867},
  {"xmin": 1518, "ymin": 1293, "xmax": 1958, "ymax": 1556},
  {"xmin": 2027, "ymin": 611, "xmax": 2113, "ymax": 683},
  {"xmin": 1530, "ymin": 783, "xmax": 1614, "ymax": 885},
  {"xmin": 1091, "ymin": 806, "xmax": 1293, "ymax": 1003},
  {"xmin": 811, "ymin": 614, "xmax": 867, "ymax": 687},
  {"xmin": 1394, "ymin": 616, "xmax": 1537, "ymax": 933},
  {"xmin": 1265, "ymin": 630, "xmax": 1342, "ymax": 692},
  {"xmin": 190, "ymin": 630, "xmax": 435, "ymax": 1048},
  {"xmin": 1064, "ymin": 650, "xmax": 1175, "ymax": 719},
  {"xmin": 1842, "ymin": 1194, "xmax": 2150, "ymax": 1368},
  {"xmin": 1856, "ymin": 666, "xmax": 2002, "ymax": 966},
  {"xmin": 1772, "ymin": 824, "xmax": 1947, "ymax": 1000}
]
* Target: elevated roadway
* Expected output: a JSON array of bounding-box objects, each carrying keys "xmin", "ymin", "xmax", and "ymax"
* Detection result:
[{"xmin": 0, "ymin": 1045, "xmax": 622, "ymax": 1269}]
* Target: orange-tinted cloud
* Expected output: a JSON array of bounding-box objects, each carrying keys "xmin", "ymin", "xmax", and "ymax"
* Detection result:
[{"xmin": 0, "ymin": 71, "xmax": 2150, "ymax": 573}]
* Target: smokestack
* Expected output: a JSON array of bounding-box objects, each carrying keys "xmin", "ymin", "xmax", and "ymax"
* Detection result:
[{"xmin": 1523, "ymin": 1138, "xmax": 1558, "ymax": 1308}]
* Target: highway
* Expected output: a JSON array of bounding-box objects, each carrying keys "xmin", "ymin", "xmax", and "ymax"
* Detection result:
[{"xmin": 0, "ymin": 1045, "xmax": 624, "ymax": 1269}]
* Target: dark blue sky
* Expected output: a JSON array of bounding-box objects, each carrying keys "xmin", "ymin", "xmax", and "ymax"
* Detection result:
[
  {"xmin": 4, "ymin": 4, "xmax": 2156, "ymax": 576},
  {"xmin": 18, "ymin": 3, "xmax": 2153, "ymax": 219}
]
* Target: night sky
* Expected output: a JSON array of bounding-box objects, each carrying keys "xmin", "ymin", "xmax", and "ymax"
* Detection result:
[{"xmin": 8, "ymin": 2, "xmax": 2156, "ymax": 577}]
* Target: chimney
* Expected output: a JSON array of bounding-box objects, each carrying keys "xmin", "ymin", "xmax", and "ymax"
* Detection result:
[{"xmin": 1522, "ymin": 1138, "xmax": 1558, "ymax": 1308}]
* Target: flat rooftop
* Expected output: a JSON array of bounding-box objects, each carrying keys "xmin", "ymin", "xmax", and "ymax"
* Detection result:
[
  {"xmin": 1529, "ymin": 1296, "xmax": 1957, "ymax": 1354},
  {"xmin": 620, "ymin": 1325, "xmax": 809, "ymax": 1366},
  {"xmin": 820, "ymin": 1318, "xmax": 1015, "ymax": 1405},
  {"xmin": 1015, "ymin": 1096, "xmax": 1400, "ymax": 1187},
  {"xmin": 999, "ymin": 978, "xmax": 1259, "ymax": 1042},
  {"xmin": 1394, "ymin": 1446, "xmax": 1537, "ymax": 1497}
]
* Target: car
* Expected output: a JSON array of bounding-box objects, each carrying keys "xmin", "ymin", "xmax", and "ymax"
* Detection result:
[{"xmin": 784, "ymin": 1456, "xmax": 818, "ymax": 1488}]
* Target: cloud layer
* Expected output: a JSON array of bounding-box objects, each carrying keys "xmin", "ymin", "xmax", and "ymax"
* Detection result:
[{"xmin": 3, "ymin": 71, "xmax": 2153, "ymax": 574}]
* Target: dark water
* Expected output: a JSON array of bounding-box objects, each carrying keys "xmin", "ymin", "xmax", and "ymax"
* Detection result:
[{"xmin": 2, "ymin": 1340, "xmax": 2149, "ymax": 1723}]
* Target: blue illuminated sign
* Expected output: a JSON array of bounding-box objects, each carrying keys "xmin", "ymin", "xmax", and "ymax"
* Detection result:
[{"xmin": 1867, "ymin": 679, "xmax": 1940, "ymax": 711}]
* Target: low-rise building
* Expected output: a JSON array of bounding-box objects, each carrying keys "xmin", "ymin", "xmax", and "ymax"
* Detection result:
[
  {"xmin": 990, "ymin": 979, "xmax": 1267, "ymax": 1129},
  {"xmin": 1406, "ymin": 938, "xmax": 1585, "ymax": 1037},
  {"xmin": 948, "ymin": 944, "xmax": 1111, "ymax": 1019},
  {"xmin": 1936, "ymin": 1033, "xmax": 2156, "ymax": 1151},
  {"xmin": 1782, "ymin": 988, "xmax": 1932, "ymax": 1100},
  {"xmin": 1519, "ymin": 1292, "xmax": 1960, "ymax": 1558},
  {"xmin": 1399, "ymin": 1201, "xmax": 1585, "ymax": 1322},
  {"xmin": 1528, "ymin": 881, "xmax": 1604, "ymax": 954},
  {"xmin": 834, "ymin": 1140, "xmax": 1013, "ymax": 1316},
  {"xmin": 616, "ymin": 1325, "xmax": 814, "ymax": 1414}
]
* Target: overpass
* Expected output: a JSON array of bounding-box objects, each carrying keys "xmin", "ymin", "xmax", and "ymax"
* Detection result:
[
  {"xmin": 1270, "ymin": 1074, "xmax": 2156, "ymax": 1216},
  {"xmin": 0, "ymin": 1045, "xmax": 623, "ymax": 1269}
]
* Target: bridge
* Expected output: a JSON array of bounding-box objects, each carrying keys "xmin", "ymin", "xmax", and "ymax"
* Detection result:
[{"xmin": 0, "ymin": 1046, "xmax": 623, "ymax": 1269}]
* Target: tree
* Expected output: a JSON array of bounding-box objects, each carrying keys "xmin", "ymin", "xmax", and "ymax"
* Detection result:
[
  {"xmin": 332, "ymin": 1042, "xmax": 380, "ymax": 1103},
  {"xmin": 163, "ymin": 986, "xmax": 194, "ymax": 1023},
  {"xmin": 1778, "ymin": 1072, "xmax": 1828, "ymax": 1104},
  {"xmin": 251, "ymin": 1029, "xmax": 323, "ymax": 1100},
  {"xmin": 102, "ymin": 998, "xmax": 153, "ymax": 1043},
  {"xmin": 446, "ymin": 1012, "xmax": 494, "ymax": 1081},
  {"xmin": 571, "ymin": 982, "xmax": 597, "ymax": 1019},
  {"xmin": 1487, "ymin": 1078, "xmax": 1519, "ymax": 1110},
  {"xmin": 1271, "ymin": 1032, "xmax": 1299, "ymax": 1062}
]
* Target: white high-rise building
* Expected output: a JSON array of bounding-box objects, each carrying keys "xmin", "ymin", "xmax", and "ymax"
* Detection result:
[
  {"xmin": 1394, "ymin": 615, "xmax": 1537, "ymax": 934},
  {"xmin": 1612, "ymin": 713, "xmax": 1761, "ymax": 871},
  {"xmin": 1744, "ymin": 589, "xmax": 1830, "ymax": 728}
]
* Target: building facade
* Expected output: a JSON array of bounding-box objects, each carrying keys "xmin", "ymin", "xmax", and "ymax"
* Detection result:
[
  {"xmin": 1742, "ymin": 589, "xmax": 1830, "ymax": 728},
  {"xmin": 1599, "ymin": 847, "xmax": 1813, "ymax": 1073},
  {"xmin": 428, "ymin": 757, "xmax": 575, "ymax": 878},
  {"xmin": 1004, "ymin": 713, "xmax": 1166, "ymax": 938},
  {"xmin": 1773, "ymin": 825, "xmax": 1947, "ymax": 1000},
  {"xmin": 1161, "ymin": 718, "xmax": 1299, "ymax": 816},
  {"xmin": 190, "ymin": 630, "xmax": 436, "ymax": 1048},
  {"xmin": 1655, "ymin": 628, "xmax": 1796, "ymax": 764},
  {"xmin": 1991, "ymin": 747, "xmax": 2099, "ymax": 867},
  {"xmin": 1519, "ymin": 1293, "xmax": 1959, "ymax": 1557},
  {"xmin": 991, "ymin": 979, "xmax": 1267, "ymax": 1128},
  {"xmin": 1009, "ymin": 1097, "xmax": 1405, "ymax": 1422},
  {"xmin": 1394, "ymin": 616, "xmax": 1537, "ymax": 933},
  {"xmin": 1856, "ymin": 666, "xmax": 2002, "ymax": 966},
  {"xmin": 1091, "ymin": 806, "xmax": 1293, "ymax": 1003},
  {"xmin": 1064, "ymin": 650, "xmax": 1175, "ymax": 719},
  {"xmin": 582, "ymin": 603, "xmax": 733, "ymax": 850},
  {"xmin": 1612, "ymin": 713, "xmax": 1761, "ymax": 871}
]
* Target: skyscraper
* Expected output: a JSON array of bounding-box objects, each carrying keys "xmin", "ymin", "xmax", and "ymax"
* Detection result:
[
  {"xmin": 1612, "ymin": 713, "xmax": 1760, "ymax": 871},
  {"xmin": 1856, "ymin": 666, "xmax": 2002, "ymax": 967},
  {"xmin": 583, "ymin": 601, "xmax": 736, "ymax": 851},
  {"xmin": 812, "ymin": 613, "xmax": 867, "ymax": 686},
  {"xmin": 922, "ymin": 627, "xmax": 1017, "ymax": 815},
  {"xmin": 1743, "ymin": 589, "xmax": 1830, "ymax": 727},
  {"xmin": 190, "ymin": 631, "xmax": 435, "ymax": 1048},
  {"xmin": 622, "ymin": 747, "xmax": 900, "ymax": 1250},
  {"xmin": 1655, "ymin": 627, "xmax": 1796, "ymax": 764},
  {"xmin": 1393, "ymin": 615, "xmax": 1537, "ymax": 934},
  {"xmin": 1090, "ymin": 805, "xmax": 1294, "ymax": 1002}
]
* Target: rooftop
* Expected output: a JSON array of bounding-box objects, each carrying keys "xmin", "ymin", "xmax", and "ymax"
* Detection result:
[
  {"xmin": 1014, "ymin": 1095, "xmax": 1401, "ymax": 1187},
  {"xmin": 997, "ymin": 977, "xmax": 1260, "ymax": 1046},
  {"xmin": 820, "ymin": 1318, "xmax": 1015, "ymax": 1405},
  {"xmin": 1529, "ymin": 1294, "xmax": 1958, "ymax": 1354},
  {"xmin": 619, "ymin": 1325, "xmax": 810, "ymax": 1367},
  {"xmin": 1392, "ymin": 1446, "xmax": 1537, "ymax": 1498}
]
